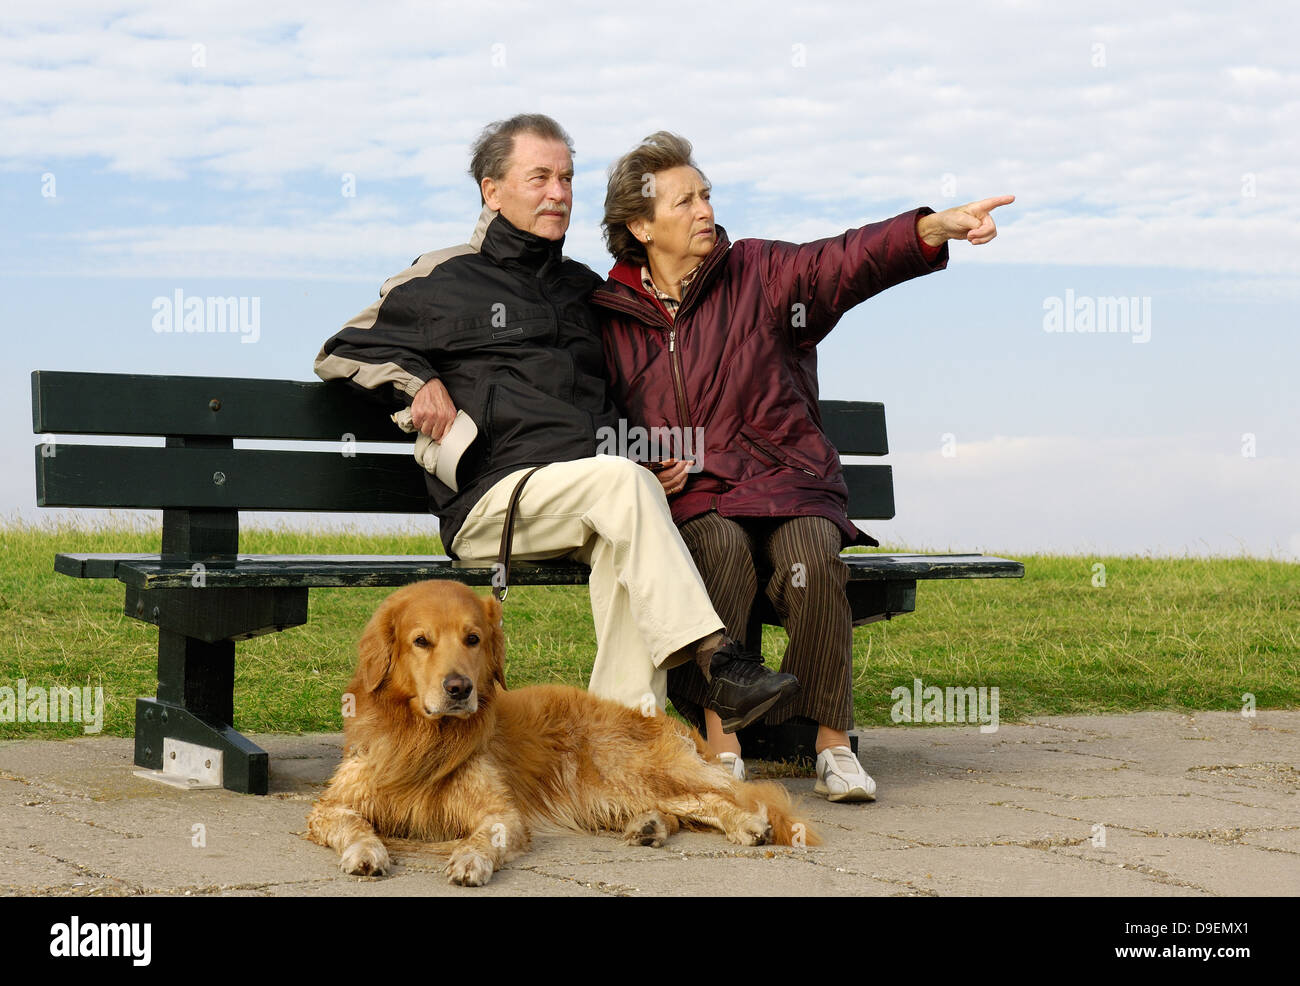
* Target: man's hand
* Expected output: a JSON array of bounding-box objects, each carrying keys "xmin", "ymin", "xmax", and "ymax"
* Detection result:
[
  {"xmin": 918, "ymin": 195, "xmax": 1015, "ymax": 247},
  {"xmin": 411, "ymin": 378, "xmax": 457, "ymax": 440}
]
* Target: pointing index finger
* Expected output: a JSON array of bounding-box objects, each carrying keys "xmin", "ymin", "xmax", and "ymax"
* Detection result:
[{"xmin": 968, "ymin": 194, "xmax": 1016, "ymax": 214}]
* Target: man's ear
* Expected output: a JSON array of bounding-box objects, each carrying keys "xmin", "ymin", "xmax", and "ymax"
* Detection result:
[
  {"xmin": 480, "ymin": 593, "xmax": 506, "ymax": 691},
  {"xmin": 357, "ymin": 597, "xmax": 398, "ymax": 693},
  {"xmin": 481, "ymin": 176, "xmax": 500, "ymax": 212}
]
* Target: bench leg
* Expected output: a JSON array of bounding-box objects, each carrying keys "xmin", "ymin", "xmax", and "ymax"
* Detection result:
[{"xmin": 134, "ymin": 631, "xmax": 268, "ymax": 795}]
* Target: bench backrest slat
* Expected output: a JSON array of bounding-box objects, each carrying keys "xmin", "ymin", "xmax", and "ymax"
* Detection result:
[
  {"xmin": 32, "ymin": 371, "xmax": 408, "ymax": 442},
  {"xmin": 818, "ymin": 400, "xmax": 887, "ymax": 456},
  {"xmin": 33, "ymin": 373, "xmax": 888, "ymax": 450},
  {"xmin": 37, "ymin": 446, "xmax": 429, "ymax": 513},
  {"xmin": 32, "ymin": 371, "xmax": 896, "ymax": 520},
  {"xmin": 36, "ymin": 446, "xmax": 897, "ymax": 519}
]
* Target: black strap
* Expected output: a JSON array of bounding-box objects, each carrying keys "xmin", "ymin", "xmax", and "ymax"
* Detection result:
[{"xmin": 494, "ymin": 466, "xmax": 544, "ymax": 603}]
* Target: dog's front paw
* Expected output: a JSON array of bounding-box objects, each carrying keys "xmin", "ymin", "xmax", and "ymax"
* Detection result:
[
  {"xmin": 446, "ymin": 850, "xmax": 495, "ymax": 887},
  {"xmin": 340, "ymin": 839, "xmax": 390, "ymax": 877},
  {"xmin": 727, "ymin": 806, "xmax": 773, "ymax": 847}
]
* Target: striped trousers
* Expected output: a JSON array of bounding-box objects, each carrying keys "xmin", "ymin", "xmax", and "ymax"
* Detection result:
[{"xmin": 669, "ymin": 511, "xmax": 855, "ymax": 732}]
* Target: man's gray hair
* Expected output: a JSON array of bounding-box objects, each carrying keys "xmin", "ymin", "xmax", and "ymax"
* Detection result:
[{"xmin": 469, "ymin": 114, "xmax": 575, "ymax": 204}]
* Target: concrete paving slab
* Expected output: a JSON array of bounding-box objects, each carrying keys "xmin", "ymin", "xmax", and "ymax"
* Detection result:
[
  {"xmin": 1238, "ymin": 828, "xmax": 1300, "ymax": 854},
  {"xmin": 1, "ymin": 710, "xmax": 1294, "ymax": 896},
  {"xmin": 522, "ymin": 852, "xmax": 895, "ymax": 896},
  {"xmin": 815, "ymin": 844, "xmax": 1207, "ymax": 896},
  {"xmin": 986, "ymin": 791, "xmax": 1295, "ymax": 836},
  {"xmin": 1052, "ymin": 828, "xmax": 1300, "ymax": 896}
]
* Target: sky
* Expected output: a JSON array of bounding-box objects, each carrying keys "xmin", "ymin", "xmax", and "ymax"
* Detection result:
[{"xmin": 2, "ymin": 0, "xmax": 1297, "ymax": 560}]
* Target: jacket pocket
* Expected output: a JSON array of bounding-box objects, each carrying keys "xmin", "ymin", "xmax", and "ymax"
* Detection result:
[
  {"xmin": 430, "ymin": 305, "xmax": 553, "ymax": 352},
  {"xmin": 737, "ymin": 427, "xmax": 819, "ymax": 477}
]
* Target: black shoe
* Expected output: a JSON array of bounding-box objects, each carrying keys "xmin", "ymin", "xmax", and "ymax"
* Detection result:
[{"xmin": 704, "ymin": 642, "xmax": 800, "ymax": 734}]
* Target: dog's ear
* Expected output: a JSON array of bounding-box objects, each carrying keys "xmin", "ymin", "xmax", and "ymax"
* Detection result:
[
  {"xmin": 480, "ymin": 593, "xmax": 506, "ymax": 691},
  {"xmin": 357, "ymin": 595, "xmax": 399, "ymax": 693}
]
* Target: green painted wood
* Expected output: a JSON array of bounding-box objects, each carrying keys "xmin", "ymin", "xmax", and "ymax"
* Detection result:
[
  {"xmin": 843, "ymin": 464, "xmax": 895, "ymax": 520},
  {"xmin": 81, "ymin": 553, "xmax": 1024, "ymax": 589},
  {"xmin": 113, "ymin": 557, "xmax": 591, "ymax": 589},
  {"xmin": 123, "ymin": 586, "xmax": 309, "ymax": 642},
  {"xmin": 33, "ymin": 373, "xmax": 891, "ymax": 459},
  {"xmin": 38, "ymin": 445, "xmax": 429, "ymax": 512},
  {"xmin": 33, "ymin": 371, "xmax": 409, "ymax": 442},
  {"xmin": 843, "ymin": 553, "xmax": 1024, "ymax": 580},
  {"xmin": 819, "ymin": 401, "xmax": 887, "ymax": 455},
  {"xmin": 54, "ymin": 553, "xmax": 154, "ymax": 578},
  {"xmin": 41, "ymin": 446, "xmax": 896, "ymax": 519},
  {"xmin": 33, "ymin": 373, "xmax": 899, "ymax": 517}
]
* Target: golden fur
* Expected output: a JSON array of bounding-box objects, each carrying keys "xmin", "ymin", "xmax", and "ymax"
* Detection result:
[{"xmin": 307, "ymin": 580, "xmax": 818, "ymax": 886}]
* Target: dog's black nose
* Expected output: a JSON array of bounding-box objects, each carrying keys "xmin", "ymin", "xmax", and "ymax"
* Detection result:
[{"xmin": 443, "ymin": 675, "xmax": 474, "ymax": 701}]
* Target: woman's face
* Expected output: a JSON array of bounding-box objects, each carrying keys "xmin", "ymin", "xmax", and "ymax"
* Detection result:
[{"xmin": 632, "ymin": 166, "xmax": 716, "ymax": 268}]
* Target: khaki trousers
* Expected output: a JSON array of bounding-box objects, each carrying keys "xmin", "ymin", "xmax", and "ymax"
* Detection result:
[{"xmin": 450, "ymin": 455, "xmax": 725, "ymax": 711}]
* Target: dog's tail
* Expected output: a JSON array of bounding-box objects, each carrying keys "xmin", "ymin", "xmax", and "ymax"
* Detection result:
[{"xmin": 738, "ymin": 779, "xmax": 822, "ymax": 847}]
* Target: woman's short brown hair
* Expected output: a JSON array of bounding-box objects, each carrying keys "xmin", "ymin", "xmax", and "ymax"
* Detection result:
[{"xmin": 602, "ymin": 132, "xmax": 708, "ymax": 266}]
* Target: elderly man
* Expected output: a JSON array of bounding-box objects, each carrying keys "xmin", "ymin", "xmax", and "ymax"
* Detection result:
[{"xmin": 314, "ymin": 114, "xmax": 797, "ymax": 731}]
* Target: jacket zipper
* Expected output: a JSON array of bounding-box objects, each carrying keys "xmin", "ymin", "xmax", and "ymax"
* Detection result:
[
  {"xmin": 591, "ymin": 236, "xmax": 730, "ymax": 440},
  {"xmin": 594, "ymin": 291, "xmax": 695, "ymax": 434},
  {"xmin": 667, "ymin": 327, "xmax": 691, "ymax": 435}
]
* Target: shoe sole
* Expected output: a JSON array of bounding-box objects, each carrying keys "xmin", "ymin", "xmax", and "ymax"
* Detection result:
[
  {"xmin": 815, "ymin": 779, "xmax": 876, "ymax": 803},
  {"xmin": 718, "ymin": 680, "xmax": 801, "ymax": 734}
]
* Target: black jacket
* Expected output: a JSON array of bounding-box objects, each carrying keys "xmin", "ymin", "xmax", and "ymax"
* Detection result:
[{"xmin": 314, "ymin": 207, "xmax": 620, "ymax": 552}]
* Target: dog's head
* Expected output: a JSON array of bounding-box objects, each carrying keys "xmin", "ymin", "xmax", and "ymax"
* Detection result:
[{"xmin": 354, "ymin": 581, "xmax": 505, "ymax": 720}]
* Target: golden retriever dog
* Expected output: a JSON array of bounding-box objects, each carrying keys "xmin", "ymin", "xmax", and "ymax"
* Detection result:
[{"xmin": 307, "ymin": 580, "xmax": 818, "ymax": 886}]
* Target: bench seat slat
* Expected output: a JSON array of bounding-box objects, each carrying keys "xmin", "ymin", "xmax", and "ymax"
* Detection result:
[{"xmin": 53, "ymin": 552, "xmax": 1024, "ymax": 589}]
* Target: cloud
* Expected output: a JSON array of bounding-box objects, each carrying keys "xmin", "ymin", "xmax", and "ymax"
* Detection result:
[
  {"xmin": 868, "ymin": 433, "xmax": 1300, "ymax": 560},
  {"xmin": 2, "ymin": 1, "xmax": 1296, "ymax": 279}
]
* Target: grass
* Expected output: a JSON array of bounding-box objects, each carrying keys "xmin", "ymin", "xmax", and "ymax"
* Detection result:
[{"xmin": 1, "ymin": 520, "xmax": 1296, "ymax": 741}]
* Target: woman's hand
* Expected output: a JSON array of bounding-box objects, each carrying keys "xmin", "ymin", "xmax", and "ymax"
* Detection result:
[
  {"xmin": 649, "ymin": 457, "xmax": 691, "ymax": 496},
  {"xmin": 918, "ymin": 195, "xmax": 1015, "ymax": 247}
]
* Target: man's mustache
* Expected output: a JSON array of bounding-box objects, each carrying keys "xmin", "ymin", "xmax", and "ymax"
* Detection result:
[{"xmin": 534, "ymin": 201, "xmax": 570, "ymax": 216}]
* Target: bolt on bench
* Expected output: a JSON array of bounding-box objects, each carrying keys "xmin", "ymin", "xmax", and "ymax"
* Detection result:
[{"xmin": 33, "ymin": 369, "xmax": 1024, "ymax": 793}]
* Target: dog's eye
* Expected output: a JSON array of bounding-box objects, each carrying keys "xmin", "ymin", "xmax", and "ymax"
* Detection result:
[
  {"xmin": 465, "ymin": 633, "xmax": 480, "ymax": 646},
  {"xmin": 414, "ymin": 635, "xmax": 429, "ymax": 648}
]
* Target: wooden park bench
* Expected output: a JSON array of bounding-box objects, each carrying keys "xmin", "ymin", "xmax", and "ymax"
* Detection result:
[{"xmin": 32, "ymin": 369, "xmax": 1024, "ymax": 794}]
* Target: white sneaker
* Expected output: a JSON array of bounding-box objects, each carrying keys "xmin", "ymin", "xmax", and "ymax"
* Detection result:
[
  {"xmin": 716, "ymin": 752, "xmax": 747, "ymax": 781},
  {"xmin": 815, "ymin": 746, "xmax": 876, "ymax": 803}
]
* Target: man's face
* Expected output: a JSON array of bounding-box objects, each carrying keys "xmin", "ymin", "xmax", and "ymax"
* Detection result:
[{"xmin": 481, "ymin": 132, "xmax": 574, "ymax": 241}]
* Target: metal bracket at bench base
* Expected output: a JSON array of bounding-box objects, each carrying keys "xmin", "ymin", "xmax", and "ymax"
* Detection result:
[
  {"xmin": 133, "ymin": 737, "xmax": 224, "ymax": 790},
  {"xmin": 135, "ymin": 698, "xmax": 268, "ymax": 795}
]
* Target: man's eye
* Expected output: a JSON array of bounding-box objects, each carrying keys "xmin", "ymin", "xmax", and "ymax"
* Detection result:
[{"xmin": 465, "ymin": 633, "xmax": 480, "ymax": 646}]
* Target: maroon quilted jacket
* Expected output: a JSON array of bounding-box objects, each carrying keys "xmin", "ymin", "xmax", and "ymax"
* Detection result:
[{"xmin": 590, "ymin": 207, "xmax": 948, "ymax": 547}]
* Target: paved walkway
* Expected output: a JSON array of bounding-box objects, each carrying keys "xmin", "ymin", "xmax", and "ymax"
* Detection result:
[{"xmin": 1, "ymin": 710, "xmax": 1295, "ymax": 896}]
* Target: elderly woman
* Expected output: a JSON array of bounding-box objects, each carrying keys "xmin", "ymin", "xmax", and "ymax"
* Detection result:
[{"xmin": 592, "ymin": 132, "xmax": 1010, "ymax": 801}]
